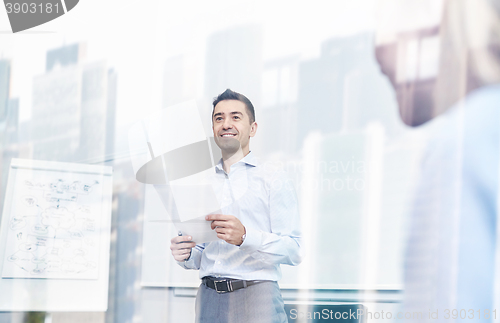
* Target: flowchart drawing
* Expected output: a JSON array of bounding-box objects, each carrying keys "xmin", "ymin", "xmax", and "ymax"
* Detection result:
[{"xmin": 2, "ymin": 170, "xmax": 104, "ymax": 280}]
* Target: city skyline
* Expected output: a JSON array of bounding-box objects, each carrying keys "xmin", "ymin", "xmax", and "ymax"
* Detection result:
[{"xmin": 0, "ymin": 0, "xmax": 387, "ymax": 127}]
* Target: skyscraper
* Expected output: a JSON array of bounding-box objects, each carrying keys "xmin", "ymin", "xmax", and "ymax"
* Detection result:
[
  {"xmin": 106, "ymin": 69, "xmax": 117, "ymax": 162},
  {"xmin": 31, "ymin": 63, "xmax": 81, "ymax": 162},
  {"xmin": 0, "ymin": 59, "xmax": 11, "ymax": 122},
  {"xmin": 5, "ymin": 98, "xmax": 19, "ymax": 145},
  {"xmin": 31, "ymin": 43, "xmax": 116, "ymax": 163},
  {"xmin": 204, "ymin": 24, "xmax": 263, "ymax": 107},
  {"xmin": 297, "ymin": 34, "xmax": 375, "ymax": 146},
  {"xmin": 0, "ymin": 96, "xmax": 20, "ymax": 232},
  {"xmin": 79, "ymin": 61, "xmax": 115, "ymax": 163},
  {"xmin": 46, "ymin": 43, "xmax": 86, "ymax": 72},
  {"xmin": 163, "ymin": 55, "xmax": 190, "ymax": 108},
  {"xmin": 256, "ymin": 55, "xmax": 300, "ymax": 155}
]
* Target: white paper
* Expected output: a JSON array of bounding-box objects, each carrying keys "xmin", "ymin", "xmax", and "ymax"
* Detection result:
[
  {"xmin": 169, "ymin": 169, "xmax": 222, "ymax": 222},
  {"xmin": 2, "ymin": 166, "xmax": 104, "ymax": 280},
  {"xmin": 160, "ymin": 215, "xmax": 220, "ymax": 244},
  {"xmin": 130, "ymin": 101, "xmax": 222, "ymax": 244}
]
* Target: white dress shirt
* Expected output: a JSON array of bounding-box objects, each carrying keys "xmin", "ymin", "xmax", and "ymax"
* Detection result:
[{"xmin": 178, "ymin": 152, "xmax": 302, "ymax": 281}]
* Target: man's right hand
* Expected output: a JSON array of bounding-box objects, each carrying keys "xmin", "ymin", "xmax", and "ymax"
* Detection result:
[{"xmin": 170, "ymin": 235, "xmax": 196, "ymax": 262}]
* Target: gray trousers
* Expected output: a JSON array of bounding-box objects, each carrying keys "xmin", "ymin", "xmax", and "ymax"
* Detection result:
[{"xmin": 195, "ymin": 281, "xmax": 288, "ymax": 323}]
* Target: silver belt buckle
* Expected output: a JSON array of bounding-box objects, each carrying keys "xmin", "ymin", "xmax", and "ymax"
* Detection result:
[{"xmin": 214, "ymin": 279, "xmax": 233, "ymax": 293}]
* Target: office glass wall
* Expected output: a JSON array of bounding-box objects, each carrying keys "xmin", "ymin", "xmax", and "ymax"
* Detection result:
[{"xmin": 0, "ymin": 0, "xmax": 499, "ymax": 322}]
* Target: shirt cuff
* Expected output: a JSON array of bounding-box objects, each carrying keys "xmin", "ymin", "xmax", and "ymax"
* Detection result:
[
  {"xmin": 238, "ymin": 226, "xmax": 261, "ymax": 254},
  {"xmin": 176, "ymin": 248, "xmax": 197, "ymax": 269}
]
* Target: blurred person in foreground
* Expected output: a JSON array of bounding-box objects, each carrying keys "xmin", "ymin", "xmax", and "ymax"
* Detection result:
[
  {"xmin": 376, "ymin": 0, "xmax": 500, "ymax": 321},
  {"xmin": 169, "ymin": 89, "xmax": 302, "ymax": 323}
]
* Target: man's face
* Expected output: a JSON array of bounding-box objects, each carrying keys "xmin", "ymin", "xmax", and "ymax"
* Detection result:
[
  {"xmin": 212, "ymin": 100, "xmax": 257, "ymax": 155},
  {"xmin": 375, "ymin": 0, "xmax": 443, "ymax": 126}
]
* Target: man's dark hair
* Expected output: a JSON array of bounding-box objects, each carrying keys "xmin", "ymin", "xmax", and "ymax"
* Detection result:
[{"xmin": 212, "ymin": 89, "xmax": 255, "ymax": 123}]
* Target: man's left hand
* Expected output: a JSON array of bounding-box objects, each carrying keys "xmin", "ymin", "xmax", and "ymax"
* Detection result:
[{"xmin": 206, "ymin": 214, "xmax": 246, "ymax": 246}]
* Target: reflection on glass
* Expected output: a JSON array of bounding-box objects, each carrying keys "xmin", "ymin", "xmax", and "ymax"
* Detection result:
[{"xmin": 1, "ymin": 0, "xmax": 498, "ymax": 321}]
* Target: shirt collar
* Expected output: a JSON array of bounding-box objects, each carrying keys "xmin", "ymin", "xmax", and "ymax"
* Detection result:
[{"xmin": 215, "ymin": 151, "xmax": 258, "ymax": 171}]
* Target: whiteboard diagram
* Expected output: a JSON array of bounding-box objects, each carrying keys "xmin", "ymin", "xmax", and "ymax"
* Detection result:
[
  {"xmin": 0, "ymin": 159, "xmax": 113, "ymax": 311},
  {"xmin": 2, "ymin": 167, "xmax": 104, "ymax": 280}
]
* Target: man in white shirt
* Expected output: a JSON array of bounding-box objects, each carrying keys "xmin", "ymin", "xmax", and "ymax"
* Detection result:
[{"xmin": 170, "ymin": 89, "xmax": 302, "ymax": 323}]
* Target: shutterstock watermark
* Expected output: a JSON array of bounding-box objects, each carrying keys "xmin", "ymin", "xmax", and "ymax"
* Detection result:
[{"xmin": 3, "ymin": 0, "xmax": 79, "ymax": 33}]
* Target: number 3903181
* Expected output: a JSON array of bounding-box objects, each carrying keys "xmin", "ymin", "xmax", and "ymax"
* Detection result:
[
  {"xmin": 444, "ymin": 309, "xmax": 497, "ymax": 320},
  {"xmin": 5, "ymin": 2, "xmax": 60, "ymax": 14}
]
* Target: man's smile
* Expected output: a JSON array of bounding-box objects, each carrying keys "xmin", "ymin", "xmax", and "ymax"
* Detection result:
[{"xmin": 220, "ymin": 132, "xmax": 237, "ymax": 137}]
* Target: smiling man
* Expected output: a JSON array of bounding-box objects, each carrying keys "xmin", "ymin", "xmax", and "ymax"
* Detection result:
[{"xmin": 170, "ymin": 89, "xmax": 302, "ymax": 323}]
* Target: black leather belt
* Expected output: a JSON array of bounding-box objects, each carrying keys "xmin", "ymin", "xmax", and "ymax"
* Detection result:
[{"xmin": 202, "ymin": 276, "xmax": 261, "ymax": 293}]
